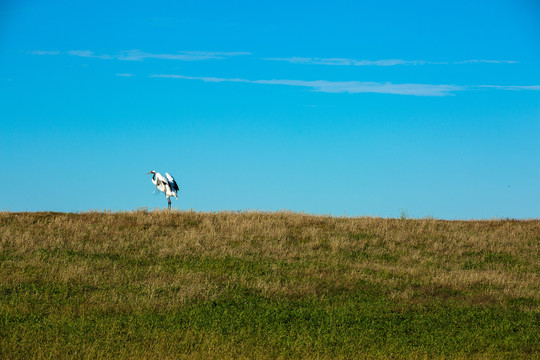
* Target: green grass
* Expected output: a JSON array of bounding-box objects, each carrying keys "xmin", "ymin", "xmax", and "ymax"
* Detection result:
[{"xmin": 0, "ymin": 211, "xmax": 538, "ymax": 359}]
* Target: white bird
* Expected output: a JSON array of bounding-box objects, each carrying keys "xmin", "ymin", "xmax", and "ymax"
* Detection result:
[{"xmin": 146, "ymin": 170, "xmax": 179, "ymax": 209}]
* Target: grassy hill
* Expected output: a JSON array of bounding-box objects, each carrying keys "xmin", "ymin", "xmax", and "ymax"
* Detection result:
[{"xmin": 0, "ymin": 211, "xmax": 538, "ymax": 359}]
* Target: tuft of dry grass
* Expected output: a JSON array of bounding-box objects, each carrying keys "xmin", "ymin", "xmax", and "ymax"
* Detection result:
[{"xmin": 0, "ymin": 210, "xmax": 538, "ymax": 359}]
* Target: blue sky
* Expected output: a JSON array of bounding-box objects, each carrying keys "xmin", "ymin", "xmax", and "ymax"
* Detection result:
[{"xmin": 1, "ymin": 0, "xmax": 539, "ymax": 218}]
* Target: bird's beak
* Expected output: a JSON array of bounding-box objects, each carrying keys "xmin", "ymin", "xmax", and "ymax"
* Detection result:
[{"xmin": 146, "ymin": 172, "xmax": 152, "ymax": 175}]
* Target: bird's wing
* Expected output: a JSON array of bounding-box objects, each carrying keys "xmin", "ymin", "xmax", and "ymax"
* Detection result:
[
  {"xmin": 166, "ymin": 172, "xmax": 179, "ymax": 191},
  {"xmin": 155, "ymin": 172, "xmax": 169, "ymax": 187}
]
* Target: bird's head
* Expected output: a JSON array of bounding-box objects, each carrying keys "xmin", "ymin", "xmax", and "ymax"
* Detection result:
[{"xmin": 146, "ymin": 170, "xmax": 156, "ymax": 175}]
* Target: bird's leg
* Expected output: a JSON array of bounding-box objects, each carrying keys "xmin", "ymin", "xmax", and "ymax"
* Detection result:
[{"xmin": 168, "ymin": 197, "xmax": 171, "ymax": 210}]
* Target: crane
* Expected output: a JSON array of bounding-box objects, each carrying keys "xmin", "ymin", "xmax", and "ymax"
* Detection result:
[{"xmin": 146, "ymin": 170, "xmax": 179, "ymax": 209}]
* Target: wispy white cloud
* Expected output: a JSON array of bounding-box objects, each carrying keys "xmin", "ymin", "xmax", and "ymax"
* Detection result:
[
  {"xmin": 151, "ymin": 74, "xmax": 540, "ymax": 97},
  {"xmin": 150, "ymin": 74, "xmax": 464, "ymax": 96},
  {"xmin": 115, "ymin": 73, "xmax": 134, "ymax": 77},
  {"xmin": 265, "ymin": 57, "xmax": 435, "ymax": 66},
  {"xmin": 62, "ymin": 49, "xmax": 250, "ymax": 61},
  {"xmin": 476, "ymin": 85, "xmax": 540, "ymax": 90},
  {"xmin": 454, "ymin": 59, "xmax": 519, "ymax": 64},
  {"xmin": 31, "ymin": 50, "xmax": 60, "ymax": 55},
  {"xmin": 32, "ymin": 49, "xmax": 250, "ymax": 61},
  {"xmin": 31, "ymin": 51, "xmax": 518, "ymax": 66},
  {"xmin": 114, "ymin": 50, "xmax": 251, "ymax": 61},
  {"xmin": 67, "ymin": 50, "xmax": 113, "ymax": 60},
  {"xmin": 265, "ymin": 57, "xmax": 518, "ymax": 66}
]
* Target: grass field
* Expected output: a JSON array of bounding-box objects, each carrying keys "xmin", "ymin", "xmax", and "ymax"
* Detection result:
[{"xmin": 0, "ymin": 210, "xmax": 538, "ymax": 359}]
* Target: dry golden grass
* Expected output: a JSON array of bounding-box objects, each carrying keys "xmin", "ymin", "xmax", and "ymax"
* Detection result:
[
  {"xmin": 3, "ymin": 210, "xmax": 537, "ymax": 305},
  {"xmin": 0, "ymin": 210, "xmax": 538, "ymax": 359}
]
